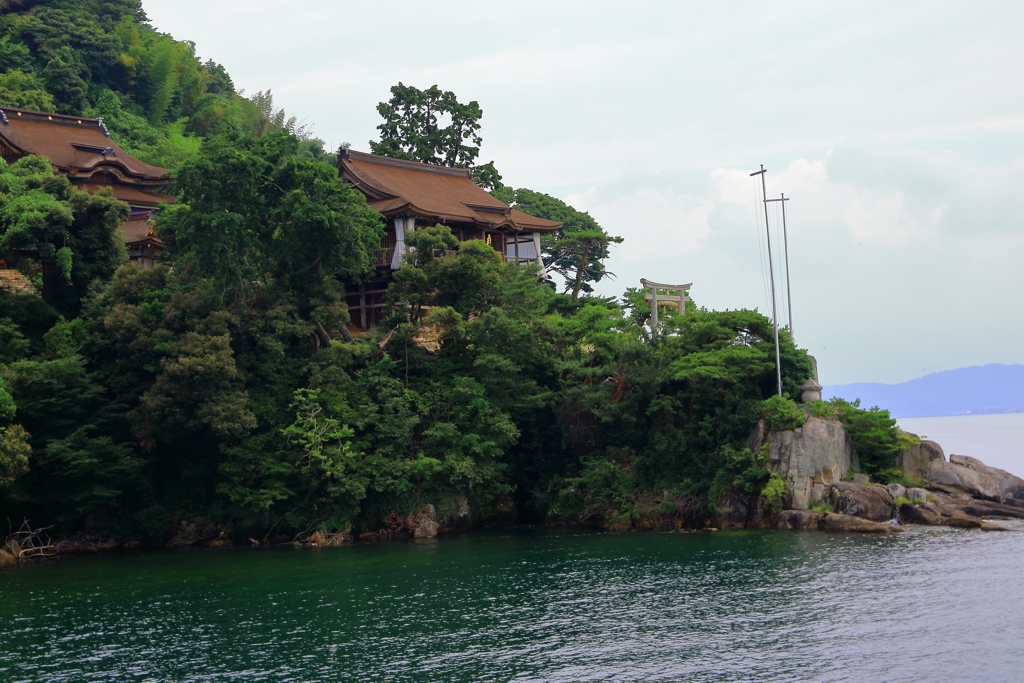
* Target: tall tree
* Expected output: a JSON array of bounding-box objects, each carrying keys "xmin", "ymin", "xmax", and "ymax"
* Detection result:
[{"xmin": 371, "ymin": 83, "xmax": 504, "ymax": 190}]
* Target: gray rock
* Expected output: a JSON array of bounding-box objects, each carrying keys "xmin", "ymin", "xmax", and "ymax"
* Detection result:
[
  {"xmin": 713, "ymin": 493, "xmax": 751, "ymax": 529},
  {"xmin": 765, "ymin": 417, "xmax": 852, "ymax": 510},
  {"xmin": 906, "ymin": 487, "xmax": 929, "ymax": 503},
  {"xmin": 775, "ymin": 510, "xmax": 822, "ymax": 530},
  {"xmin": 818, "ymin": 512, "xmax": 905, "ymax": 533},
  {"xmin": 950, "ymin": 501, "xmax": 1024, "ymax": 520},
  {"xmin": 885, "ymin": 483, "xmax": 907, "ymax": 501},
  {"xmin": 853, "ymin": 473, "xmax": 871, "ymax": 484},
  {"xmin": 811, "ymin": 483, "xmax": 827, "ymax": 504},
  {"xmin": 831, "ymin": 482, "xmax": 896, "ymax": 522},
  {"xmin": 926, "ymin": 455, "xmax": 1024, "ymax": 501},
  {"xmin": 899, "ymin": 502, "xmax": 942, "ymax": 525},
  {"xmin": 895, "ymin": 433, "xmax": 945, "ymax": 479}
]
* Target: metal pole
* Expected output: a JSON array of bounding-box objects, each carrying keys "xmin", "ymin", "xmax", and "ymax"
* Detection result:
[
  {"xmin": 781, "ymin": 193, "xmax": 793, "ymax": 340},
  {"xmin": 767, "ymin": 194, "xmax": 794, "ymax": 341},
  {"xmin": 750, "ymin": 165, "xmax": 783, "ymax": 396}
]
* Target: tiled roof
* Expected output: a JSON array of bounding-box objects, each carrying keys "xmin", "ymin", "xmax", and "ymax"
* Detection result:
[
  {"xmin": 339, "ymin": 150, "xmax": 561, "ymax": 232},
  {"xmin": 0, "ymin": 107, "xmax": 168, "ymax": 182},
  {"xmin": 74, "ymin": 181, "xmax": 175, "ymax": 207},
  {"xmin": 119, "ymin": 216, "xmax": 163, "ymax": 245}
]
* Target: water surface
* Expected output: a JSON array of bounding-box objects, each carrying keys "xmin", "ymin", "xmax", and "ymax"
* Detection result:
[{"xmin": 3, "ymin": 526, "xmax": 1023, "ymax": 682}]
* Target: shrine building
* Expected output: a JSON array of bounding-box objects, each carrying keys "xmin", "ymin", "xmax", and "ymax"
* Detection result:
[
  {"xmin": 337, "ymin": 149, "xmax": 562, "ymax": 329},
  {"xmin": 0, "ymin": 106, "xmax": 174, "ymax": 267}
]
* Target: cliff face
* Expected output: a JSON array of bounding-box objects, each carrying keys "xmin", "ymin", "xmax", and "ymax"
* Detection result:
[
  {"xmin": 723, "ymin": 417, "xmax": 1024, "ymax": 533},
  {"xmin": 747, "ymin": 417, "xmax": 853, "ymax": 510}
]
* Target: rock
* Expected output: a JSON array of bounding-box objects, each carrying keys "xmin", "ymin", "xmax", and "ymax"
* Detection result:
[
  {"xmin": 811, "ymin": 483, "xmax": 827, "ymax": 504},
  {"xmin": 0, "ymin": 548, "xmax": 17, "ymax": 566},
  {"xmin": 831, "ymin": 482, "xmax": 896, "ymax": 522},
  {"xmin": 899, "ymin": 502, "xmax": 942, "ymax": 525},
  {"xmin": 358, "ymin": 531, "xmax": 379, "ymax": 541},
  {"xmin": 713, "ymin": 492, "xmax": 750, "ymax": 529},
  {"xmin": 980, "ymin": 522, "xmax": 1011, "ymax": 531},
  {"xmin": 895, "ymin": 434, "xmax": 945, "ymax": 480},
  {"xmin": 775, "ymin": 510, "xmax": 822, "ymax": 530},
  {"xmin": 3, "ymin": 539, "xmax": 22, "ymax": 557},
  {"xmin": 948, "ymin": 501, "xmax": 1024, "ymax": 520},
  {"xmin": 853, "ymin": 473, "xmax": 871, "ymax": 484},
  {"xmin": 906, "ymin": 487, "xmax": 929, "ymax": 503},
  {"xmin": 123, "ymin": 540, "xmax": 143, "ymax": 549},
  {"xmin": 412, "ymin": 506, "xmax": 439, "ymax": 538},
  {"xmin": 885, "ymin": 483, "xmax": 907, "ymax": 501},
  {"xmin": 206, "ymin": 539, "xmax": 232, "ymax": 548},
  {"xmin": 764, "ymin": 417, "xmax": 852, "ymax": 510},
  {"xmin": 600, "ymin": 518, "xmax": 633, "ymax": 532},
  {"xmin": 942, "ymin": 514, "xmax": 983, "ymax": 529},
  {"xmin": 799, "ymin": 378, "xmax": 823, "ymax": 403},
  {"xmin": 818, "ymin": 512, "xmax": 905, "ymax": 533},
  {"xmin": 926, "ymin": 455, "xmax": 1024, "ymax": 501}
]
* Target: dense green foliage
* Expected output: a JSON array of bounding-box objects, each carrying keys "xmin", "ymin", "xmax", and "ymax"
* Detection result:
[
  {"xmin": 0, "ymin": 5, "xmax": 825, "ymax": 542},
  {"xmin": 807, "ymin": 397, "xmax": 901, "ymax": 476},
  {"xmin": 0, "ymin": 0, "xmax": 329, "ymax": 170}
]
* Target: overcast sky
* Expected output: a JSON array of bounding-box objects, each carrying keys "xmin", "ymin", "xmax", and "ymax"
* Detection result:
[{"xmin": 143, "ymin": 0, "xmax": 1024, "ymax": 386}]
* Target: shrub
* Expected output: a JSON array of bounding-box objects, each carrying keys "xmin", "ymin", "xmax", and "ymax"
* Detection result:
[
  {"xmin": 810, "ymin": 501, "xmax": 835, "ymax": 513},
  {"xmin": 762, "ymin": 472, "xmax": 787, "ymax": 517},
  {"xmin": 760, "ymin": 394, "xmax": 806, "ymax": 433}
]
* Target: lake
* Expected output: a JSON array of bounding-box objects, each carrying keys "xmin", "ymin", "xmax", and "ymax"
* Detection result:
[
  {"xmin": 3, "ymin": 525, "xmax": 1024, "ymax": 683},
  {"xmin": 3, "ymin": 413, "xmax": 1024, "ymax": 682}
]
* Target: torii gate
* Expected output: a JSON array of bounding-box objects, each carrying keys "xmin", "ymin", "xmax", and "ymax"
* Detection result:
[{"xmin": 640, "ymin": 278, "xmax": 692, "ymax": 331}]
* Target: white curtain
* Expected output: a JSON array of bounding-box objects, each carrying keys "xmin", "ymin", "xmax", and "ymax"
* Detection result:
[
  {"xmin": 506, "ymin": 234, "xmax": 538, "ymax": 261},
  {"xmin": 391, "ymin": 216, "xmax": 414, "ymax": 270}
]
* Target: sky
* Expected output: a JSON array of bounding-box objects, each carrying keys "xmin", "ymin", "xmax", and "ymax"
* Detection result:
[{"xmin": 142, "ymin": 0, "xmax": 1024, "ymax": 386}]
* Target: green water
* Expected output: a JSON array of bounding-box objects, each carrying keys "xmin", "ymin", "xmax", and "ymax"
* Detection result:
[{"xmin": 2, "ymin": 526, "xmax": 1023, "ymax": 682}]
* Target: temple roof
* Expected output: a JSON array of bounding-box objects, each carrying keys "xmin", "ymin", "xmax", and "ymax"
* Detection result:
[
  {"xmin": 0, "ymin": 107, "xmax": 169, "ymax": 184},
  {"xmin": 74, "ymin": 181, "xmax": 175, "ymax": 207},
  {"xmin": 338, "ymin": 149, "xmax": 561, "ymax": 232}
]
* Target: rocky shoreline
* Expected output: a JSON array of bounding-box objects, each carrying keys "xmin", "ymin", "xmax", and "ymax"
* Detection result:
[
  {"xmin": 3, "ymin": 417, "xmax": 1021, "ymax": 566},
  {"xmin": 712, "ymin": 417, "xmax": 1024, "ymax": 534}
]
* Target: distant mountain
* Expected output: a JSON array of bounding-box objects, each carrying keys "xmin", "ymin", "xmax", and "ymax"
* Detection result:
[{"xmin": 824, "ymin": 364, "xmax": 1024, "ymax": 418}]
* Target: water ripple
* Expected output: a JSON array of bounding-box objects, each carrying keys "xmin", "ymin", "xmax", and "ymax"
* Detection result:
[{"xmin": 1, "ymin": 527, "xmax": 1023, "ymax": 682}]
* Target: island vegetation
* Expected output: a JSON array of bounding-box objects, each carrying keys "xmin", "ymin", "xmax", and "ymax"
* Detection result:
[{"xmin": 0, "ymin": 0, "xmax": 910, "ymax": 549}]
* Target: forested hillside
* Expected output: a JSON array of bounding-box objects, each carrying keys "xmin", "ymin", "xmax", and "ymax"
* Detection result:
[
  {"xmin": 0, "ymin": 0, "xmax": 328, "ymax": 169},
  {"xmin": 0, "ymin": 0, "xmax": 890, "ymax": 546}
]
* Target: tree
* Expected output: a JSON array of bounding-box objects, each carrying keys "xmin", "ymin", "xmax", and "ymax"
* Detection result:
[
  {"xmin": 157, "ymin": 130, "xmax": 383, "ymax": 305},
  {"xmin": 508, "ymin": 189, "xmax": 622, "ymax": 300},
  {"xmin": 371, "ymin": 83, "xmax": 504, "ymax": 190}
]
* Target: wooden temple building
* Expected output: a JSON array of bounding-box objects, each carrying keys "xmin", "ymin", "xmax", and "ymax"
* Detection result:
[
  {"xmin": 0, "ymin": 106, "xmax": 174, "ymax": 268},
  {"xmin": 337, "ymin": 149, "xmax": 562, "ymax": 329}
]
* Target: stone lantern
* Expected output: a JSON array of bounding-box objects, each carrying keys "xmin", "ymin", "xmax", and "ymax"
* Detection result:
[{"xmin": 799, "ymin": 378, "xmax": 823, "ymax": 403}]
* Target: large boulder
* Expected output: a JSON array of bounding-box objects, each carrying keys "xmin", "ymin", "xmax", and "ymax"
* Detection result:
[
  {"xmin": 899, "ymin": 501, "xmax": 942, "ymax": 525},
  {"xmin": 774, "ymin": 510, "xmax": 822, "ymax": 530},
  {"xmin": 774, "ymin": 510, "xmax": 904, "ymax": 533},
  {"xmin": 763, "ymin": 417, "xmax": 852, "ymax": 510},
  {"xmin": 925, "ymin": 455, "xmax": 1024, "ymax": 502},
  {"xmin": 895, "ymin": 433, "xmax": 945, "ymax": 479},
  {"xmin": 713, "ymin": 492, "xmax": 751, "ymax": 529},
  {"xmin": 0, "ymin": 548, "xmax": 17, "ymax": 566},
  {"xmin": 818, "ymin": 513, "xmax": 905, "ymax": 533},
  {"xmin": 831, "ymin": 482, "xmax": 896, "ymax": 522}
]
